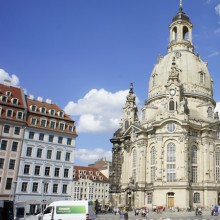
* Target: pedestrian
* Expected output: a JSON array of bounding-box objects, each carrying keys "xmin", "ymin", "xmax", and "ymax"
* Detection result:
[{"xmin": 123, "ymin": 211, "xmax": 128, "ymax": 220}]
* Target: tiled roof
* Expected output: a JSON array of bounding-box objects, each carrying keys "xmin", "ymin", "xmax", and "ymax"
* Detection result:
[{"xmin": 73, "ymin": 165, "xmax": 109, "ymax": 183}]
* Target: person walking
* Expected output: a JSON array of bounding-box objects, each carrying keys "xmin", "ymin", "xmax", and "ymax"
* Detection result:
[{"xmin": 123, "ymin": 211, "xmax": 128, "ymax": 220}]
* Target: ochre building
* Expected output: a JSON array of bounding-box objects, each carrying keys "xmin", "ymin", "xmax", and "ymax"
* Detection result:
[{"xmin": 110, "ymin": 3, "xmax": 220, "ymax": 210}]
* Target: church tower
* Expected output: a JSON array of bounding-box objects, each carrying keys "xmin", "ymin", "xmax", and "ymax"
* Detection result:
[{"xmin": 110, "ymin": 1, "xmax": 220, "ymax": 210}]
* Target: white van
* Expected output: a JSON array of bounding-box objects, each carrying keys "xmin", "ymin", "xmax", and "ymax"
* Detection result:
[{"xmin": 40, "ymin": 200, "xmax": 95, "ymax": 220}]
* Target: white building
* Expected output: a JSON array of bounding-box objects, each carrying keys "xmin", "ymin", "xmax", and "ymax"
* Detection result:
[
  {"xmin": 110, "ymin": 2, "xmax": 220, "ymax": 210},
  {"xmin": 15, "ymin": 96, "xmax": 77, "ymax": 214}
]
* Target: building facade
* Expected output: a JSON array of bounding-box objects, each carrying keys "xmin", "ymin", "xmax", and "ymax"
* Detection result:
[
  {"xmin": 110, "ymin": 3, "xmax": 220, "ymax": 210},
  {"xmin": 15, "ymin": 95, "xmax": 77, "ymax": 214},
  {"xmin": 73, "ymin": 166, "xmax": 109, "ymax": 209}
]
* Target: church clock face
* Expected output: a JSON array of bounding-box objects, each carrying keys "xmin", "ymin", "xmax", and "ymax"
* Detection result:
[
  {"xmin": 170, "ymin": 89, "xmax": 176, "ymax": 96},
  {"xmin": 167, "ymin": 122, "xmax": 176, "ymax": 133}
]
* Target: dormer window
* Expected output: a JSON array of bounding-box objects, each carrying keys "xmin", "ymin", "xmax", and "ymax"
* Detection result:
[
  {"xmin": 68, "ymin": 125, "xmax": 73, "ymax": 132},
  {"xmin": 58, "ymin": 111, "xmax": 64, "ymax": 117},
  {"xmin": 5, "ymin": 91, "xmax": 11, "ymax": 96},
  {"xmin": 50, "ymin": 109, "xmax": 55, "ymax": 116},
  {"xmin": 100, "ymin": 176, "xmax": 103, "ymax": 181},
  {"xmin": 1, "ymin": 96, "xmax": 7, "ymax": 102},
  {"xmin": 96, "ymin": 171, "xmax": 99, "ymax": 176},
  {"xmin": 41, "ymin": 107, "xmax": 46, "ymax": 114},
  {"xmin": 40, "ymin": 118, "xmax": 47, "ymax": 127},
  {"xmin": 6, "ymin": 109, "xmax": 13, "ymax": 118},
  {"xmin": 31, "ymin": 105, "xmax": 37, "ymax": 112},
  {"xmin": 93, "ymin": 176, "xmax": 96, "ymax": 180},
  {"xmin": 12, "ymin": 98, "xmax": 18, "ymax": 105},
  {"xmin": 59, "ymin": 122, "xmax": 65, "ymax": 131},
  {"xmin": 79, "ymin": 170, "xmax": 82, "ymax": 174},
  {"xmin": 17, "ymin": 111, "xmax": 23, "ymax": 120},
  {"xmin": 90, "ymin": 171, "xmax": 93, "ymax": 175},
  {"xmin": 30, "ymin": 118, "xmax": 37, "ymax": 125}
]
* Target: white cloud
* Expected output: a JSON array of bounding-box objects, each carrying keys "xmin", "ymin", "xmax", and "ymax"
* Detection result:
[
  {"xmin": 0, "ymin": 69, "xmax": 20, "ymax": 86},
  {"xmin": 207, "ymin": 51, "xmax": 219, "ymax": 58},
  {"xmin": 215, "ymin": 102, "xmax": 220, "ymax": 113},
  {"xmin": 75, "ymin": 148, "xmax": 112, "ymax": 164},
  {"xmin": 215, "ymin": 4, "xmax": 220, "ymax": 16},
  {"xmin": 64, "ymin": 88, "xmax": 138, "ymax": 133}
]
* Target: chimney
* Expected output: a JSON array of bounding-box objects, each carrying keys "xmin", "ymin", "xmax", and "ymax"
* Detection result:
[
  {"xmin": 4, "ymin": 79, "xmax": 11, "ymax": 86},
  {"xmin": 28, "ymin": 94, "xmax": 34, "ymax": 100},
  {"xmin": 46, "ymin": 98, "xmax": 52, "ymax": 104},
  {"xmin": 37, "ymin": 96, "xmax": 43, "ymax": 102}
]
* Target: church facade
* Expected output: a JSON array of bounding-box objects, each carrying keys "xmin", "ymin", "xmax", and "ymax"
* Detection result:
[{"xmin": 110, "ymin": 3, "xmax": 220, "ymax": 210}]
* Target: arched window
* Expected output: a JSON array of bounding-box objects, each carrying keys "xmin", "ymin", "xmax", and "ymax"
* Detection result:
[
  {"xmin": 208, "ymin": 107, "xmax": 213, "ymax": 118},
  {"xmin": 200, "ymin": 72, "xmax": 204, "ymax": 84},
  {"xmin": 125, "ymin": 120, "xmax": 129, "ymax": 130},
  {"xmin": 150, "ymin": 147, "xmax": 156, "ymax": 182},
  {"xmin": 132, "ymin": 150, "xmax": 137, "ymax": 182},
  {"xmin": 167, "ymin": 142, "xmax": 176, "ymax": 162},
  {"xmin": 215, "ymin": 148, "xmax": 220, "ymax": 181},
  {"xmin": 169, "ymin": 100, "xmax": 175, "ymax": 111},
  {"xmin": 191, "ymin": 145, "xmax": 197, "ymax": 164},
  {"xmin": 172, "ymin": 27, "xmax": 177, "ymax": 40},
  {"xmin": 193, "ymin": 193, "xmax": 200, "ymax": 203},
  {"xmin": 183, "ymin": 26, "xmax": 189, "ymax": 40}
]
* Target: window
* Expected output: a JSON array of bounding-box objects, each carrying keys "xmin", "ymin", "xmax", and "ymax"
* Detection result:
[
  {"xmin": 147, "ymin": 192, "xmax": 152, "ymax": 204},
  {"xmin": 6, "ymin": 91, "xmax": 11, "ymax": 96},
  {"xmin": 200, "ymin": 72, "xmax": 204, "ymax": 84},
  {"xmin": 50, "ymin": 121, "xmax": 56, "ymax": 129},
  {"xmin": 58, "ymin": 136, "xmax": 63, "ymax": 144},
  {"xmin": 62, "ymin": 184, "xmax": 67, "ymax": 194},
  {"xmin": 167, "ymin": 164, "xmax": 176, "ymax": 182},
  {"xmin": 191, "ymin": 145, "xmax": 197, "ymax": 164},
  {"xmin": 67, "ymin": 138, "xmax": 72, "ymax": 145},
  {"xmin": 9, "ymin": 159, "xmax": 15, "ymax": 169},
  {"xmin": 12, "ymin": 98, "xmax": 18, "ymax": 105},
  {"xmin": 34, "ymin": 166, "xmax": 40, "ymax": 175},
  {"xmin": 14, "ymin": 127, "xmax": 21, "ymax": 135},
  {"xmin": 12, "ymin": 141, "xmax": 18, "ymax": 151},
  {"xmin": 32, "ymin": 182, "xmax": 38, "ymax": 192},
  {"xmin": 1, "ymin": 140, "xmax": 8, "ymax": 150},
  {"xmin": 56, "ymin": 151, "xmax": 61, "ymax": 160},
  {"xmin": 151, "ymin": 147, "xmax": 156, "ymax": 165},
  {"xmin": 194, "ymin": 193, "xmax": 200, "ymax": 203},
  {"xmin": 41, "ymin": 107, "xmax": 46, "ymax": 114},
  {"xmin": 169, "ymin": 100, "xmax": 175, "ymax": 111},
  {"xmin": 1, "ymin": 95, "xmax": 7, "ymax": 102},
  {"xmin": 64, "ymin": 169, "xmax": 69, "ymax": 178},
  {"xmin": 59, "ymin": 123, "xmax": 65, "ymax": 130},
  {"xmin": 54, "ymin": 168, "xmax": 60, "ymax": 177},
  {"xmin": 24, "ymin": 165, "xmax": 30, "ymax": 174},
  {"xmin": 3, "ymin": 125, "xmax": 10, "ymax": 133},
  {"xmin": 0, "ymin": 158, "xmax": 4, "ymax": 169},
  {"xmin": 167, "ymin": 123, "xmax": 176, "ymax": 133},
  {"xmin": 68, "ymin": 125, "xmax": 73, "ymax": 132},
  {"xmin": 47, "ymin": 150, "xmax": 52, "ymax": 159},
  {"xmin": 5, "ymin": 178, "xmax": 13, "ymax": 190},
  {"xmin": 50, "ymin": 109, "xmax": 55, "ymax": 116},
  {"xmin": 17, "ymin": 111, "xmax": 23, "ymax": 120},
  {"xmin": 40, "ymin": 119, "xmax": 47, "ymax": 127},
  {"xmin": 132, "ymin": 150, "xmax": 137, "ymax": 182},
  {"xmin": 31, "ymin": 105, "xmax": 37, "ymax": 112},
  {"xmin": 49, "ymin": 135, "xmax": 54, "ymax": 142},
  {"xmin": 151, "ymin": 167, "xmax": 155, "ymax": 183},
  {"xmin": 44, "ymin": 183, "xmax": 49, "ymax": 193},
  {"xmin": 26, "ymin": 147, "xmax": 32, "ymax": 156},
  {"xmin": 37, "ymin": 149, "xmax": 43, "ymax": 158},
  {"xmin": 45, "ymin": 167, "xmax": 50, "ymax": 176},
  {"xmin": 65, "ymin": 152, "xmax": 70, "ymax": 161},
  {"xmin": 208, "ymin": 107, "xmax": 213, "ymax": 118},
  {"xmin": 216, "ymin": 148, "xmax": 220, "ymax": 182},
  {"xmin": 152, "ymin": 75, "xmax": 156, "ymax": 86},
  {"xmin": 29, "ymin": 132, "xmax": 35, "ymax": 139},
  {"xmin": 192, "ymin": 166, "xmax": 197, "ymax": 183},
  {"xmin": 217, "ymin": 127, "xmax": 220, "ymax": 139},
  {"xmin": 6, "ymin": 109, "xmax": 13, "ymax": 118},
  {"xmin": 30, "ymin": 118, "xmax": 37, "ymax": 125},
  {"xmin": 21, "ymin": 182, "xmax": 28, "ymax": 192},
  {"xmin": 53, "ymin": 184, "xmax": 58, "ymax": 193},
  {"xmin": 167, "ymin": 142, "xmax": 176, "ymax": 162},
  {"xmin": 39, "ymin": 133, "xmax": 44, "ymax": 141},
  {"xmin": 58, "ymin": 111, "xmax": 64, "ymax": 117}
]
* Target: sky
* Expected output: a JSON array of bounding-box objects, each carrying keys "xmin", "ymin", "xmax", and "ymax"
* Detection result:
[{"xmin": 0, "ymin": 0, "xmax": 220, "ymax": 166}]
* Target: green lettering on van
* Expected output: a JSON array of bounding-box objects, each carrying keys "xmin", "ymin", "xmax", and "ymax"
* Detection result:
[{"xmin": 56, "ymin": 206, "xmax": 86, "ymax": 214}]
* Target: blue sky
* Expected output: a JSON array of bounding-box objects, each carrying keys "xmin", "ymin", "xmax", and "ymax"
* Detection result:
[{"xmin": 0, "ymin": 0, "xmax": 220, "ymax": 165}]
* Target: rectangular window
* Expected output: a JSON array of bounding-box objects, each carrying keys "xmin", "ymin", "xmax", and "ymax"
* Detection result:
[
  {"xmin": 147, "ymin": 192, "xmax": 152, "ymax": 204},
  {"xmin": 58, "ymin": 136, "xmax": 63, "ymax": 144},
  {"xmin": 50, "ymin": 121, "xmax": 56, "ymax": 129},
  {"xmin": 64, "ymin": 169, "xmax": 69, "ymax": 178},
  {"xmin": 56, "ymin": 151, "xmax": 61, "ymax": 160},
  {"xmin": 59, "ymin": 123, "xmax": 65, "ymax": 130},
  {"xmin": 14, "ymin": 127, "xmax": 21, "ymax": 135},
  {"xmin": 31, "ymin": 118, "xmax": 37, "ymax": 125},
  {"xmin": 12, "ymin": 141, "xmax": 18, "ymax": 151},
  {"xmin": 40, "ymin": 119, "xmax": 47, "ymax": 127},
  {"xmin": 39, "ymin": 133, "xmax": 44, "ymax": 141},
  {"xmin": 67, "ymin": 138, "xmax": 72, "ymax": 145},
  {"xmin": 49, "ymin": 135, "xmax": 54, "ymax": 142},
  {"xmin": 9, "ymin": 159, "xmax": 15, "ymax": 169},
  {"xmin": 62, "ymin": 184, "xmax": 67, "ymax": 194},
  {"xmin": 65, "ymin": 152, "xmax": 70, "ymax": 161},
  {"xmin": 54, "ymin": 168, "xmax": 60, "ymax": 177},
  {"xmin": 192, "ymin": 166, "xmax": 198, "ymax": 183},
  {"xmin": 68, "ymin": 125, "xmax": 73, "ymax": 132},
  {"xmin": 32, "ymin": 182, "xmax": 38, "ymax": 192},
  {"xmin": 150, "ymin": 166, "xmax": 155, "ymax": 183},
  {"xmin": 37, "ymin": 149, "xmax": 43, "ymax": 158},
  {"xmin": 53, "ymin": 184, "xmax": 58, "ymax": 193},
  {"xmin": 17, "ymin": 111, "xmax": 23, "ymax": 120},
  {"xmin": 167, "ymin": 164, "xmax": 176, "ymax": 182},
  {"xmin": 47, "ymin": 150, "xmax": 52, "ymax": 159},
  {"xmin": 29, "ymin": 132, "xmax": 35, "ymax": 139},
  {"xmin": 21, "ymin": 182, "xmax": 28, "ymax": 192},
  {"xmin": 6, "ymin": 109, "xmax": 13, "ymax": 118},
  {"xmin": 26, "ymin": 147, "xmax": 32, "ymax": 156},
  {"xmin": 0, "ymin": 158, "xmax": 4, "ymax": 169},
  {"xmin": 44, "ymin": 183, "xmax": 49, "ymax": 193},
  {"xmin": 5, "ymin": 178, "xmax": 13, "ymax": 190},
  {"xmin": 1, "ymin": 140, "xmax": 8, "ymax": 150},
  {"xmin": 45, "ymin": 167, "xmax": 50, "ymax": 176},
  {"xmin": 24, "ymin": 164, "xmax": 30, "ymax": 174},
  {"xmin": 3, "ymin": 125, "xmax": 10, "ymax": 133},
  {"xmin": 34, "ymin": 166, "xmax": 41, "ymax": 175}
]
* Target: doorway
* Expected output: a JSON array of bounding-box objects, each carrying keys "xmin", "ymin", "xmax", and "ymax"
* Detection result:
[{"xmin": 167, "ymin": 192, "xmax": 175, "ymax": 208}]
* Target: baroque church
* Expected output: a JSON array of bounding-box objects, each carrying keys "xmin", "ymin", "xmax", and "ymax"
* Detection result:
[{"xmin": 110, "ymin": 2, "xmax": 220, "ymax": 210}]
